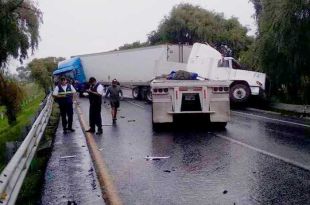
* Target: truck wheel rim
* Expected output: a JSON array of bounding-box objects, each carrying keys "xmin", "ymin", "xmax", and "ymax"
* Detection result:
[
  {"xmin": 233, "ymin": 88, "xmax": 246, "ymax": 99},
  {"xmin": 147, "ymin": 92, "xmax": 152, "ymax": 101}
]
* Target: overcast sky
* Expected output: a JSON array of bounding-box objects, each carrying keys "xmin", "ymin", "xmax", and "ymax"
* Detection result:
[{"xmin": 9, "ymin": 0, "xmax": 257, "ymax": 71}]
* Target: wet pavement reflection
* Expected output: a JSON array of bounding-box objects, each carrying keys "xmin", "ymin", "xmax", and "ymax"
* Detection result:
[{"xmin": 79, "ymin": 98, "xmax": 310, "ymax": 205}]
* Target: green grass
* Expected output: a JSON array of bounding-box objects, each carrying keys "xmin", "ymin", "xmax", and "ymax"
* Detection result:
[{"xmin": 0, "ymin": 90, "xmax": 45, "ymax": 172}]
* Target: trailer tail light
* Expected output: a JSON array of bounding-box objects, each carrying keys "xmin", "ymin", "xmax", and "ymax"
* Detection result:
[
  {"xmin": 179, "ymin": 87, "xmax": 188, "ymax": 91},
  {"xmin": 152, "ymin": 88, "xmax": 169, "ymax": 94},
  {"xmin": 213, "ymin": 87, "xmax": 229, "ymax": 93}
]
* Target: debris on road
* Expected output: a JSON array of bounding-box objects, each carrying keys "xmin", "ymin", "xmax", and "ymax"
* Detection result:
[
  {"xmin": 67, "ymin": 200, "xmax": 77, "ymax": 205},
  {"xmin": 120, "ymin": 116, "xmax": 125, "ymax": 118},
  {"xmin": 223, "ymin": 190, "xmax": 228, "ymax": 194},
  {"xmin": 128, "ymin": 120, "xmax": 136, "ymax": 122},
  {"xmin": 163, "ymin": 170, "xmax": 171, "ymax": 173},
  {"xmin": 60, "ymin": 155, "xmax": 76, "ymax": 159},
  {"xmin": 145, "ymin": 156, "xmax": 170, "ymax": 160},
  {"xmin": 98, "ymin": 148, "xmax": 104, "ymax": 151}
]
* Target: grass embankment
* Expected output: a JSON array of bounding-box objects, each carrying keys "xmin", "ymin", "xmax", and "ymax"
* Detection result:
[
  {"xmin": 16, "ymin": 103, "xmax": 60, "ymax": 205},
  {"xmin": 0, "ymin": 83, "xmax": 45, "ymax": 172}
]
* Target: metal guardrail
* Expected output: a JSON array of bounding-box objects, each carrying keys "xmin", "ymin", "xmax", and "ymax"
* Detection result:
[{"xmin": 0, "ymin": 94, "xmax": 53, "ymax": 205}]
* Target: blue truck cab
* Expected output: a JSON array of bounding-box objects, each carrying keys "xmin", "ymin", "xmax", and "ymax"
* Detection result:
[{"xmin": 53, "ymin": 57, "xmax": 87, "ymax": 93}]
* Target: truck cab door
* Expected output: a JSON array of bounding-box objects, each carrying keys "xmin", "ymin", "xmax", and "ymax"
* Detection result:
[{"xmin": 212, "ymin": 59, "xmax": 231, "ymax": 80}]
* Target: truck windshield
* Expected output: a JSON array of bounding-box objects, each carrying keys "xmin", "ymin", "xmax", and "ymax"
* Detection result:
[{"xmin": 232, "ymin": 59, "xmax": 242, "ymax": 70}]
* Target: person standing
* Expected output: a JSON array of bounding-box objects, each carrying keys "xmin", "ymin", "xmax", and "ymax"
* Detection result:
[
  {"xmin": 105, "ymin": 79, "xmax": 123, "ymax": 123},
  {"xmin": 86, "ymin": 77, "xmax": 104, "ymax": 134},
  {"xmin": 53, "ymin": 76, "xmax": 77, "ymax": 134}
]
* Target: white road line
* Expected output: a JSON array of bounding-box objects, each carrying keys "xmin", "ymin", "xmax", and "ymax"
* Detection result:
[
  {"xmin": 215, "ymin": 133, "xmax": 310, "ymax": 171},
  {"xmin": 232, "ymin": 111, "xmax": 310, "ymax": 128},
  {"xmin": 125, "ymin": 100, "xmax": 145, "ymax": 109}
]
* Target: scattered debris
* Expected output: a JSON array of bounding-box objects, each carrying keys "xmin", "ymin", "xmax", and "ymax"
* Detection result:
[
  {"xmin": 81, "ymin": 145, "xmax": 86, "ymax": 147},
  {"xmin": 60, "ymin": 155, "xmax": 76, "ymax": 159},
  {"xmin": 88, "ymin": 167, "xmax": 94, "ymax": 172},
  {"xmin": 128, "ymin": 120, "xmax": 136, "ymax": 122},
  {"xmin": 67, "ymin": 201, "xmax": 77, "ymax": 205},
  {"xmin": 120, "ymin": 116, "xmax": 125, "ymax": 118},
  {"xmin": 98, "ymin": 148, "xmax": 104, "ymax": 151},
  {"xmin": 145, "ymin": 156, "xmax": 170, "ymax": 160},
  {"xmin": 1, "ymin": 192, "xmax": 7, "ymax": 200},
  {"xmin": 253, "ymin": 171, "xmax": 256, "ymax": 174},
  {"xmin": 223, "ymin": 190, "xmax": 228, "ymax": 194},
  {"xmin": 163, "ymin": 170, "xmax": 171, "ymax": 173}
]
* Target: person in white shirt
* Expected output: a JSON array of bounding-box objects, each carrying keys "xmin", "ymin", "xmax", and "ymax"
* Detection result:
[
  {"xmin": 53, "ymin": 76, "xmax": 77, "ymax": 134},
  {"xmin": 85, "ymin": 77, "xmax": 104, "ymax": 135}
]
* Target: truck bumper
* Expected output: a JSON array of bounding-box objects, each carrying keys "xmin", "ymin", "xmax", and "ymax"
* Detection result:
[{"xmin": 250, "ymin": 86, "xmax": 265, "ymax": 97}]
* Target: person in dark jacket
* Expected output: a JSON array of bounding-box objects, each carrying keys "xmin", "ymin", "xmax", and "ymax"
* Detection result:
[
  {"xmin": 105, "ymin": 79, "xmax": 123, "ymax": 123},
  {"xmin": 53, "ymin": 76, "xmax": 77, "ymax": 134},
  {"xmin": 86, "ymin": 77, "xmax": 104, "ymax": 134}
]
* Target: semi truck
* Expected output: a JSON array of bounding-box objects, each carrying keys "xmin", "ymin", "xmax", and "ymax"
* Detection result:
[
  {"xmin": 53, "ymin": 43, "xmax": 267, "ymax": 104},
  {"xmin": 151, "ymin": 78, "xmax": 231, "ymax": 129},
  {"xmin": 53, "ymin": 44, "xmax": 192, "ymax": 101},
  {"xmin": 187, "ymin": 43, "xmax": 267, "ymax": 103}
]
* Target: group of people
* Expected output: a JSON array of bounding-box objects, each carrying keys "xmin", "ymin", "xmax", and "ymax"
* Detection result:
[{"xmin": 53, "ymin": 76, "xmax": 123, "ymax": 134}]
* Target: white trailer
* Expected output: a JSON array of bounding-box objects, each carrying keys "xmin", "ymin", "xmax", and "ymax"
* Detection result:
[
  {"xmin": 151, "ymin": 79, "xmax": 231, "ymax": 129},
  {"xmin": 74, "ymin": 44, "xmax": 192, "ymax": 100}
]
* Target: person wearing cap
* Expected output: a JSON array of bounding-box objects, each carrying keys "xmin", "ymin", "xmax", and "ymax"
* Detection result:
[
  {"xmin": 105, "ymin": 79, "xmax": 123, "ymax": 123},
  {"xmin": 53, "ymin": 76, "xmax": 77, "ymax": 134},
  {"xmin": 86, "ymin": 77, "xmax": 104, "ymax": 134}
]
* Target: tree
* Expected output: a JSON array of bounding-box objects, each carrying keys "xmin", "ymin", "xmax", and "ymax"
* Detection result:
[
  {"xmin": 16, "ymin": 66, "xmax": 31, "ymax": 81},
  {"xmin": 0, "ymin": 0, "xmax": 42, "ymax": 68},
  {"xmin": 147, "ymin": 3, "xmax": 253, "ymax": 58},
  {"xmin": 250, "ymin": 0, "xmax": 310, "ymax": 103},
  {"xmin": 118, "ymin": 41, "xmax": 149, "ymax": 50},
  {"xmin": 0, "ymin": 0, "xmax": 42, "ymax": 124},
  {"xmin": 0, "ymin": 71, "xmax": 24, "ymax": 124},
  {"xmin": 28, "ymin": 57, "xmax": 65, "ymax": 94}
]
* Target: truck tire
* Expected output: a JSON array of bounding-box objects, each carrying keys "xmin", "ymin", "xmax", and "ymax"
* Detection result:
[
  {"xmin": 132, "ymin": 87, "xmax": 140, "ymax": 99},
  {"xmin": 146, "ymin": 89, "xmax": 152, "ymax": 102},
  {"xmin": 212, "ymin": 122, "xmax": 227, "ymax": 129},
  {"xmin": 230, "ymin": 84, "xmax": 250, "ymax": 104}
]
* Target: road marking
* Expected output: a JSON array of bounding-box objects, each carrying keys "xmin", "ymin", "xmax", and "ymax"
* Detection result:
[
  {"xmin": 232, "ymin": 111, "xmax": 310, "ymax": 128},
  {"xmin": 125, "ymin": 100, "xmax": 146, "ymax": 109},
  {"xmin": 76, "ymin": 105, "xmax": 123, "ymax": 205},
  {"xmin": 215, "ymin": 133, "xmax": 310, "ymax": 171}
]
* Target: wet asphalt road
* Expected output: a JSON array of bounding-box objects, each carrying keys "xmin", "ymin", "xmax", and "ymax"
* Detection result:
[
  {"xmin": 41, "ymin": 114, "xmax": 105, "ymax": 205},
  {"xmin": 79, "ymin": 98, "xmax": 310, "ymax": 205}
]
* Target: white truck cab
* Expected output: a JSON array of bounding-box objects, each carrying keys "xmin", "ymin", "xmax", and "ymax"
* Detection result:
[
  {"xmin": 187, "ymin": 43, "xmax": 267, "ymax": 103},
  {"xmin": 151, "ymin": 79, "xmax": 231, "ymax": 129}
]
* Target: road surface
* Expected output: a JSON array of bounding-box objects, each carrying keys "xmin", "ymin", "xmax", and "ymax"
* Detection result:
[{"xmin": 78, "ymin": 98, "xmax": 310, "ymax": 205}]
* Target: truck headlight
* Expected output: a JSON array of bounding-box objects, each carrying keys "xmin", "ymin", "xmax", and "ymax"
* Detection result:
[{"xmin": 256, "ymin": 81, "xmax": 263, "ymax": 87}]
